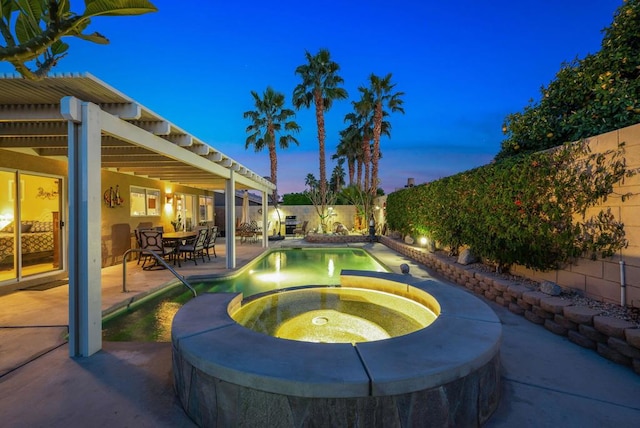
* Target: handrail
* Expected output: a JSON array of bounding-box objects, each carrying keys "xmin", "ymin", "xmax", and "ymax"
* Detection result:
[{"xmin": 122, "ymin": 248, "xmax": 197, "ymax": 297}]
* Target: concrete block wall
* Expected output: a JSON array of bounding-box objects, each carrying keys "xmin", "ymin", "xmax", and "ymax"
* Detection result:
[
  {"xmin": 248, "ymin": 205, "xmax": 357, "ymax": 235},
  {"xmin": 380, "ymin": 236, "xmax": 640, "ymax": 375},
  {"xmin": 510, "ymin": 123, "xmax": 640, "ymax": 309}
]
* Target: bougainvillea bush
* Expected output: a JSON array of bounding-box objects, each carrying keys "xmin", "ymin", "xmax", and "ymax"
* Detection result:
[{"xmin": 386, "ymin": 141, "xmax": 636, "ymax": 272}]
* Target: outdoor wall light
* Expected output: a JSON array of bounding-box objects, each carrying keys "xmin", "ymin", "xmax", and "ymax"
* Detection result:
[{"xmin": 165, "ymin": 194, "xmax": 173, "ymax": 204}]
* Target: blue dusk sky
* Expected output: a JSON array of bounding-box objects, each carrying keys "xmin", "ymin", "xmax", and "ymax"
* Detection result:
[{"xmin": 0, "ymin": 0, "xmax": 624, "ymax": 194}]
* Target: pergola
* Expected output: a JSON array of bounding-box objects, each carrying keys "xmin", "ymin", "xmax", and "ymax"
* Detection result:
[{"xmin": 0, "ymin": 73, "xmax": 274, "ymax": 356}]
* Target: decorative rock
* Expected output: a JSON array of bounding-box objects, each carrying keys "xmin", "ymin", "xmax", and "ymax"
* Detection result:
[
  {"xmin": 593, "ymin": 316, "xmax": 636, "ymax": 339},
  {"xmin": 540, "ymin": 280, "xmax": 562, "ymax": 296},
  {"xmin": 457, "ymin": 248, "xmax": 478, "ymax": 265},
  {"xmin": 404, "ymin": 235, "xmax": 414, "ymax": 245},
  {"xmin": 563, "ymin": 306, "xmax": 602, "ymax": 325},
  {"xmin": 400, "ymin": 263, "xmax": 410, "ymax": 275}
]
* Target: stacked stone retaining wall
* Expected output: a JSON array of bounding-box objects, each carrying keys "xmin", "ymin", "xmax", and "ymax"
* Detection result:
[
  {"xmin": 379, "ymin": 236, "xmax": 640, "ymax": 375},
  {"xmin": 305, "ymin": 233, "xmax": 372, "ymax": 244}
]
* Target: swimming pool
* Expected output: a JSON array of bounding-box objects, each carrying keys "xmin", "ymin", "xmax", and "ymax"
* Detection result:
[{"xmin": 102, "ymin": 247, "xmax": 389, "ymax": 342}]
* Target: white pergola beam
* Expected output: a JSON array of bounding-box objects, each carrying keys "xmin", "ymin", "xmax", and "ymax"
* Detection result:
[
  {"xmin": 0, "ymin": 104, "xmax": 61, "ymax": 120},
  {"xmin": 101, "ymin": 102, "xmax": 141, "ymax": 120},
  {"xmin": 134, "ymin": 120, "xmax": 171, "ymax": 135},
  {"xmin": 99, "ymin": 113, "xmax": 233, "ymax": 179},
  {"xmin": 165, "ymin": 134, "xmax": 193, "ymax": 146}
]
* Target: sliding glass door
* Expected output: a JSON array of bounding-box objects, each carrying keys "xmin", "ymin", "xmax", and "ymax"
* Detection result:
[
  {"xmin": 0, "ymin": 171, "xmax": 63, "ymax": 283},
  {"xmin": 0, "ymin": 170, "xmax": 16, "ymax": 281}
]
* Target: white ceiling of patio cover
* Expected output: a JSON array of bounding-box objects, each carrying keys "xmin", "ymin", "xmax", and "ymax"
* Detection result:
[{"xmin": 0, "ymin": 72, "xmax": 273, "ymax": 193}]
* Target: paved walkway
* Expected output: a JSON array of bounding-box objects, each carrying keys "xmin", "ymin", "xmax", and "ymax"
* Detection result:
[{"xmin": 0, "ymin": 238, "xmax": 639, "ymax": 427}]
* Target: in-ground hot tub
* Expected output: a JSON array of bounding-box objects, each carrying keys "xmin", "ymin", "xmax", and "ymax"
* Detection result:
[
  {"xmin": 172, "ymin": 271, "xmax": 502, "ymax": 427},
  {"xmin": 231, "ymin": 285, "xmax": 439, "ymax": 343}
]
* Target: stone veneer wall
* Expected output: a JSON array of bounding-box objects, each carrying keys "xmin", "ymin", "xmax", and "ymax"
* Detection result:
[{"xmin": 379, "ymin": 236, "xmax": 640, "ymax": 375}]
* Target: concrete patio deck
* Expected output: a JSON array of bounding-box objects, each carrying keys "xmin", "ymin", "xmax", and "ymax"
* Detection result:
[{"xmin": 0, "ymin": 238, "xmax": 639, "ymax": 427}]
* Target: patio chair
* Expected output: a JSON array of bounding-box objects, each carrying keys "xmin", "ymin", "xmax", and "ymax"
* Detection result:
[
  {"xmin": 177, "ymin": 227, "xmax": 208, "ymax": 265},
  {"xmin": 293, "ymin": 220, "xmax": 308, "ymax": 237},
  {"xmin": 139, "ymin": 229, "xmax": 174, "ymax": 270},
  {"xmin": 237, "ymin": 222, "xmax": 256, "ymax": 244},
  {"xmin": 134, "ymin": 227, "xmax": 154, "ymax": 265},
  {"xmin": 204, "ymin": 225, "xmax": 218, "ymax": 260}
]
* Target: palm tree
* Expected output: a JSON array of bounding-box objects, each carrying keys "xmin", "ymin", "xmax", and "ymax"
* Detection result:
[
  {"xmin": 344, "ymin": 87, "xmax": 375, "ymax": 193},
  {"xmin": 368, "ymin": 73, "xmax": 405, "ymax": 194},
  {"xmin": 293, "ymin": 48, "xmax": 348, "ymax": 217},
  {"xmin": 333, "ymin": 128, "xmax": 362, "ymax": 187},
  {"xmin": 330, "ymin": 159, "xmax": 346, "ymax": 193},
  {"xmin": 243, "ymin": 86, "xmax": 300, "ymax": 208},
  {"xmin": 305, "ymin": 173, "xmax": 318, "ymax": 190}
]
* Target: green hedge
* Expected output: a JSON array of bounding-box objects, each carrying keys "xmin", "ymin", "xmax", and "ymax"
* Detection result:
[{"xmin": 386, "ymin": 141, "xmax": 636, "ymax": 271}]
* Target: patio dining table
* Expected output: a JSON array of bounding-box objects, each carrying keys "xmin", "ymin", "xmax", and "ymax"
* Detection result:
[{"xmin": 162, "ymin": 231, "xmax": 197, "ymax": 267}]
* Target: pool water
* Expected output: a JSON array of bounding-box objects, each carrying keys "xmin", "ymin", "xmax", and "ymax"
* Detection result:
[{"xmin": 102, "ymin": 248, "xmax": 389, "ymax": 342}]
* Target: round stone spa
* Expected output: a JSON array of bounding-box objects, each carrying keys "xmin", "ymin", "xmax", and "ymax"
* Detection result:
[{"xmin": 171, "ymin": 270, "xmax": 502, "ymax": 427}]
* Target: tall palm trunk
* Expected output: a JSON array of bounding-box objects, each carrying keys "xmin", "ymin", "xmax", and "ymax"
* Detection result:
[
  {"xmin": 268, "ymin": 126, "xmax": 278, "ymax": 205},
  {"xmin": 347, "ymin": 159, "xmax": 355, "ymax": 186},
  {"xmin": 371, "ymin": 103, "xmax": 383, "ymax": 195},
  {"xmin": 314, "ymin": 89, "xmax": 327, "ymax": 214},
  {"xmin": 362, "ymin": 135, "xmax": 371, "ymax": 194}
]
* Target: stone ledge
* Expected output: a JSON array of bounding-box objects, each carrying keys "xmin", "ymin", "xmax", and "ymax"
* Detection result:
[
  {"xmin": 379, "ymin": 236, "xmax": 640, "ymax": 375},
  {"xmin": 594, "ymin": 316, "xmax": 636, "ymax": 339},
  {"xmin": 627, "ymin": 329, "xmax": 640, "ymax": 348},
  {"xmin": 564, "ymin": 306, "xmax": 602, "ymax": 324},
  {"xmin": 540, "ymin": 297, "xmax": 573, "ymax": 314},
  {"xmin": 522, "ymin": 291, "xmax": 547, "ymax": 306}
]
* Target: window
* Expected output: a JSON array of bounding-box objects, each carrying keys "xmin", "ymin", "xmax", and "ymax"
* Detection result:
[
  {"xmin": 199, "ymin": 196, "xmax": 214, "ymax": 222},
  {"xmin": 130, "ymin": 186, "xmax": 160, "ymax": 216}
]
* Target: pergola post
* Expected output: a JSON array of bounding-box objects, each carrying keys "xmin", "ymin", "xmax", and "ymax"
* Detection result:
[
  {"xmin": 262, "ymin": 189, "xmax": 269, "ymax": 247},
  {"xmin": 63, "ymin": 97, "xmax": 103, "ymax": 357},
  {"xmin": 225, "ymin": 172, "xmax": 236, "ymax": 269}
]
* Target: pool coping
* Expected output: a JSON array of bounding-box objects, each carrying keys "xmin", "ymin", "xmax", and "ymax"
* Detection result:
[{"xmin": 171, "ymin": 270, "xmax": 502, "ymax": 398}]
